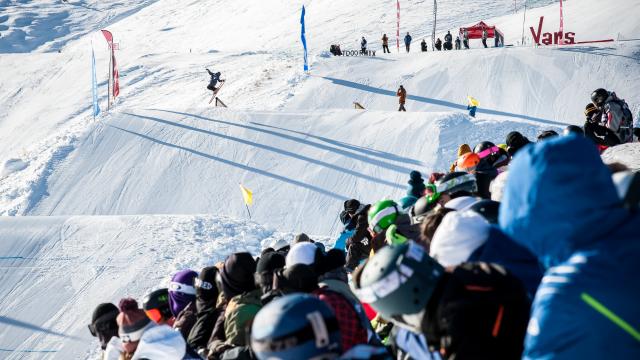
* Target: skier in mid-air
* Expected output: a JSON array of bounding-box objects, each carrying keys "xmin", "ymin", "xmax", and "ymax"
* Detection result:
[{"xmin": 206, "ymin": 68, "xmax": 225, "ymax": 93}]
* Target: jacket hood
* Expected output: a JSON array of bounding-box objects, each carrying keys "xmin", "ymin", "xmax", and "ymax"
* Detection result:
[
  {"xmin": 131, "ymin": 324, "xmax": 186, "ymax": 360},
  {"xmin": 499, "ymin": 135, "xmax": 625, "ymax": 268}
]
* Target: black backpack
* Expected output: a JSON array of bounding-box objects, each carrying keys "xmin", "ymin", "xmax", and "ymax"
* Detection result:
[{"xmin": 425, "ymin": 262, "xmax": 531, "ymax": 360}]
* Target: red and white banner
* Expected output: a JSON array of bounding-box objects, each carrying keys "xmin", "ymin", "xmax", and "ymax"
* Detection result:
[
  {"xmin": 396, "ymin": 0, "xmax": 400, "ymax": 52},
  {"xmin": 101, "ymin": 29, "xmax": 120, "ymax": 99},
  {"xmin": 559, "ymin": 0, "xmax": 564, "ymax": 36}
]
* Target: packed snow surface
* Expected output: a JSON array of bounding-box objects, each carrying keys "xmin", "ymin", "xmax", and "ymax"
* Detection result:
[{"xmin": 0, "ymin": 0, "xmax": 639, "ymax": 358}]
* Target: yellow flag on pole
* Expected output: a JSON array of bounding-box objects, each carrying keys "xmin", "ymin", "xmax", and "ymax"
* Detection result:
[
  {"xmin": 239, "ymin": 184, "xmax": 253, "ymax": 206},
  {"xmin": 467, "ymin": 96, "xmax": 480, "ymax": 107}
]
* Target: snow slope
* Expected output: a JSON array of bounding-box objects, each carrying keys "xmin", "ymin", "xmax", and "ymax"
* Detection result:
[
  {"xmin": 0, "ymin": 0, "xmax": 639, "ymax": 358},
  {"xmin": 0, "ymin": 214, "xmax": 320, "ymax": 358},
  {"xmin": 26, "ymin": 108, "xmax": 553, "ymax": 235}
]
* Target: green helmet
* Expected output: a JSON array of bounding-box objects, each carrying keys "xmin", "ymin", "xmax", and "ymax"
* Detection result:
[
  {"xmin": 353, "ymin": 241, "xmax": 444, "ymax": 319},
  {"xmin": 368, "ymin": 200, "xmax": 399, "ymax": 233}
]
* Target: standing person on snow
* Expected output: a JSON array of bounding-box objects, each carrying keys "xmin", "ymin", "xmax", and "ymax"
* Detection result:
[
  {"xmin": 397, "ymin": 85, "xmax": 407, "ymax": 111},
  {"xmin": 482, "ymin": 28, "xmax": 488, "ymax": 48},
  {"xmin": 205, "ymin": 69, "xmax": 224, "ymax": 92},
  {"xmin": 435, "ymin": 38, "xmax": 442, "ymax": 51},
  {"xmin": 455, "ymin": 36, "xmax": 461, "ymax": 50},
  {"xmin": 591, "ymin": 88, "xmax": 634, "ymax": 143},
  {"xmin": 404, "ymin": 32, "xmax": 412, "ymax": 52},
  {"xmin": 463, "ymin": 29, "xmax": 470, "ymax": 49},
  {"xmin": 381, "ymin": 34, "xmax": 390, "ymax": 53},
  {"xmin": 444, "ymin": 30, "xmax": 453, "ymax": 50},
  {"xmin": 500, "ymin": 135, "xmax": 640, "ymax": 360},
  {"xmin": 360, "ymin": 36, "xmax": 367, "ymax": 54},
  {"xmin": 421, "ymin": 39, "xmax": 428, "ymax": 52}
]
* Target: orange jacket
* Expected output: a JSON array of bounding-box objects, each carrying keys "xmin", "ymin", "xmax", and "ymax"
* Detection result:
[{"xmin": 397, "ymin": 87, "xmax": 407, "ymax": 104}]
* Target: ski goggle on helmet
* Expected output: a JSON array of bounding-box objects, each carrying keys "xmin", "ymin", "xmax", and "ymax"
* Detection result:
[
  {"xmin": 142, "ymin": 288, "xmax": 173, "ymax": 323},
  {"xmin": 353, "ymin": 240, "xmax": 444, "ymax": 334},
  {"xmin": 251, "ymin": 293, "xmax": 342, "ymax": 360}
]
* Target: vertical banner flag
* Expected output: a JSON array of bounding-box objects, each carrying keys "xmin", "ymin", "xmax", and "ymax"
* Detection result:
[
  {"xmin": 300, "ymin": 5, "xmax": 309, "ymax": 72},
  {"xmin": 559, "ymin": 0, "xmax": 564, "ymax": 41},
  {"xmin": 91, "ymin": 45, "xmax": 100, "ymax": 118},
  {"xmin": 100, "ymin": 30, "xmax": 120, "ymax": 99},
  {"xmin": 396, "ymin": 0, "xmax": 400, "ymax": 52}
]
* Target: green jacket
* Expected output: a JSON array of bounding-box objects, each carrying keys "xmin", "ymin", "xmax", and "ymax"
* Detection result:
[{"xmin": 224, "ymin": 289, "xmax": 262, "ymax": 346}]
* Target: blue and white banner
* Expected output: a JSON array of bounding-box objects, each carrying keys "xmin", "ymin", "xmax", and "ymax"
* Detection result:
[
  {"xmin": 91, "ymin": 45, "xmax": 100, "ymax": 118},
  {"xmin": 300, "ymin": 5, "xmax": 308, "ymax": 72}
]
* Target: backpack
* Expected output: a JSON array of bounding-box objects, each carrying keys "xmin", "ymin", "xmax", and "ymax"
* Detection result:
[
  {"xmin": 609, "ymin": 95, "xmax": 634, "ymax": 142},
  {"xmin": 424, "ymin": 262, "xmax": 531, "ymax": 359}
]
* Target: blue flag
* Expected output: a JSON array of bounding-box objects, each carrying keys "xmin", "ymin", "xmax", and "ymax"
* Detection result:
[
  {"xmin": 300, "ymin": 5, "xmax": 308, "ymax": 72},
  {"xmin": 91, "ymin": 46, "xmax": 100, "ymax": 118}
]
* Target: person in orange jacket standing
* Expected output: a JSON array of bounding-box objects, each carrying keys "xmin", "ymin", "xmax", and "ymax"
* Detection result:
[{"xmin": 397, "ymin": 85, "xmax": 407, "ymax": 112}]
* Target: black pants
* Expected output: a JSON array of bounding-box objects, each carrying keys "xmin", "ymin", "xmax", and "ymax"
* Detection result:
[
  {"xmin": 383, "ymin": 45, "xmax": 390, "ymax": 53},
  {"xmin": 405, "ymin": 44, "xmax": 410, "ymax": 52},
  {"xmin": 399, "ymin": 104, "xmax": 406, "ymax": 112},
  {"xmin": 482, "ymin": 39, "xmax": 487, "ymax": 48},
  {"xmin": 361, "ymin": 47, "xmax": 366, "ymax": 54},
  {"xmin": 463, "ymin": 40, "xmax": 469, "ymax": 49}
]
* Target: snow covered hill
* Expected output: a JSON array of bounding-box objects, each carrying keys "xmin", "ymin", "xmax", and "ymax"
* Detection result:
[
  {"xmin": 0, "ymin": 214, "xmax": 316, "ymax": 358},
  {"xmin": 0, "ymin": 0, "xmax": 639, "ymax": 358}
]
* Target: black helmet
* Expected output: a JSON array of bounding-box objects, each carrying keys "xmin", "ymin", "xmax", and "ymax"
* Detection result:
[
  {"xmin": 142, "ymin": 288, "xmax": 173, "ymax": 323},
  {"xmin": 410, "ymin": 195, "xmax": 438, "ymax": 224},
  {"xmin": 591, "ymin": 88, "xmax": 609, "ymax": 107},
  {"xmin": 353, "ymin": 241, "xmax": 444, "ymax": 333},
  {"xmin": 467, "ymin": 199, "xmax": 500, "ymax": 224},
  {"xmin": 563, "ymin": 125, "xmax": 584, "ymax": 136},
  {"xmin": 473, "ymin": 141, "xmax": 496, "ymax": 154},
  {"xmin": 216, "ymin": 71, "xmax": 221, "ymax": 76}
]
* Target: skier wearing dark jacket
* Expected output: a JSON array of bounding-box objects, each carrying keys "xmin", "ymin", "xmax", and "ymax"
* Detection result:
[{"xmin": 206, "ymin": 69, "xmax": 224, "ymax": 91}]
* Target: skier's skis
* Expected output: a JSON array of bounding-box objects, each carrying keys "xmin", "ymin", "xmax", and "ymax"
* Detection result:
[{"xmin": 208, "ymin": 81, "xmax": 225, "ymax": 104}]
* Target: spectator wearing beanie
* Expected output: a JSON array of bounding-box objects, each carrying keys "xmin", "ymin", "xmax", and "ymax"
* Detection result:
[
  {"xmin": 286, "ymin": 242, "xmax": 324, "ymax": 274},
  {"xmin": 89, "ymin": 303, "xmax": 120, "ymax": 353},
  {"xmin": 114, "ymin": 298, "xmax": 187, "ymax": 360},
  {"xmin": 400, "ymin": 171, "xmax": 427, "ymax": 211},
  {"xmin": 450, "ymin": 144, "xmax": 472, "ymax": 172},
  {"xmin": 187, "ymin": 266, "xmax": 223, "ymax": 357},
  {"xmin": 255, "ymin": 251, "xmax": 286, "ymax": 304},
  {"xmin": 217, "ymin": 252, "xmax": 261, "ymax": 347},
  {"xmin": 293, "ymin": 232, "xmax": 312, "ymax": 244},
  {"xmin": 168, "ymin": 269, "xmax": 197, "ymax": 317},
  {"xmin": 169, "ymin": 269, "xmax": 198, "ymax": 340}
]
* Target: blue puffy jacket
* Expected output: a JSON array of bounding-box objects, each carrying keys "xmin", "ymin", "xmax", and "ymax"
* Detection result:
[
  {"xmin": 468, "ymin": 227, "xmax": 543, "ymax": 298},
  {"xmin": 499, "ymin": 135, "xmax": 640, "ymax": 360}
]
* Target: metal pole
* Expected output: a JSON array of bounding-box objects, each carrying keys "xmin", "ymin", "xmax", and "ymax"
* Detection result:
[
  {"xmin": 521, "ymin": 0, "xmax": 527, "ymax": 46},
  {"xmin": 432, "ymin": 0, "xmax": 437, "ymax": 50},
  {"xmin": 245, "ymin": 204, "xmax": 252, "ymax": 220}
]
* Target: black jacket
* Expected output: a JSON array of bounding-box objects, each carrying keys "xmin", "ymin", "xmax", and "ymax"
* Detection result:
[{"xmin": 188, "ymin": 298, "xmax": 223, "ymax": 353}]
